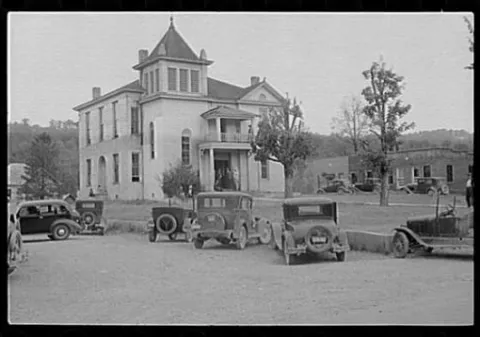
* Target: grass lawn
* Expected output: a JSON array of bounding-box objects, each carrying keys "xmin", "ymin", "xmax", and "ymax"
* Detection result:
[{"xmin": 103, "ymin": 194, "xmax": 470, "ymax": 234}]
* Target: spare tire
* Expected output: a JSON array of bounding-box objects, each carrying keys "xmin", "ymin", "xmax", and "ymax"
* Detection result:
[
  {"xmin": 82, "ymin": 211, "xmax": 96, "ymax": 226},
  {"xmin": 305, "ymin": 226, "xmax": 333, "ymax": 254},
  {"xmin": 156, "ymin": 213, "xmax": 178, "ymax": 235}
]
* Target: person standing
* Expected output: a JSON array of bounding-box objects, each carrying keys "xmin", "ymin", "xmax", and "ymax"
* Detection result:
[
  {"xmin": 233, "ymin": 168, "xmax": 240, "ymax": 191},
  {"xmin": 466, "ymin": 173, "xmax": 473, "ymax": 208}
]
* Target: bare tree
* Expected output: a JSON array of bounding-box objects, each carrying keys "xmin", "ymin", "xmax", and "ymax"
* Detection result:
[
  {"xmin": 331, "ymin": 95, "xmax": 370, "ymax": 154},
  {"xmin": 361, "ymin": 58, "xmax": 415, "ymax": 206}
]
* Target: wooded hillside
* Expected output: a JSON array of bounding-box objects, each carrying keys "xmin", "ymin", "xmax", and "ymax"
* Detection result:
[{"xmin": 8, "ymin": 119, "xmax": 473, "ymax": 193}]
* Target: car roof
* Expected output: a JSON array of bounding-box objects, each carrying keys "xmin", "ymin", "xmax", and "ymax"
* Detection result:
[
  {"xmin": 283, "ymin": 197, "xmax": 335, "ymax": 206},
  {"xmin": 197, "ymin": 191, "xmax": 252, "ymax": 198},
  {"xmin": 17, "ymin": 199, "xmax": 69, "ymax": 207}
]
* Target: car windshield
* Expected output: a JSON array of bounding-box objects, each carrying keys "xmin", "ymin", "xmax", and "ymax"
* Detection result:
[
  {"xmin": 284, "ymin": 204, "xmax": 333, "ymax": 220},
  {"xmin": 198, "ymin": 197, "xmax": 239, "ymax": 209}
]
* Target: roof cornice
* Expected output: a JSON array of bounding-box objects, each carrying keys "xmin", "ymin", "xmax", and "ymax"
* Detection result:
[
  {"xmin": 133, "ymin": 56, "xmax": 214, "ymax": 70},
  {"xmin": 139, "ymin": 92, "xmax": 283, "ymax": 106},
  {"xmin": 73, "ymin": 87, "xmax": 144, "ymax": 112}
]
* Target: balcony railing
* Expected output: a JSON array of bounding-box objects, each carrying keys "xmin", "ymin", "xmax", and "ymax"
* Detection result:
[{"xmin": 204, "ymin": 132, "xmax": 252, "ymax": 143}]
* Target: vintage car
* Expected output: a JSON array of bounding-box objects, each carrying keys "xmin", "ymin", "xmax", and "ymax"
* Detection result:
[
  {"xmin": 190, "ymin": 192, "xmax": 271, "ymax": 249},
  {"xmin": 7, "ymin": 212, "xmax": 24, "ymax": 275},
  {"xmin": 16, "ymin": 199, "xmax": 84, "ymax": 240},
  {"xmin": 147, "ymin": 206, "xmax": 196, "ymax": 242},
  {"xmin": 392, "ymin": 197, "xmax": 473, "ymax": 258},
  {"xmin": 75, "ymin": 199, "xmax": 106, "ymax": 235},
  {"xmin": 268, "ymin": 197, "xmax": 349, "ymax": 265},
  {"xmin": 404, "ymin": 177, "xmax": 449, "ymax": 196},
  {"xmin": 354, "ymin": 178, "xmax": 381, "ymax": 193},
  {"xmin": 317, "ymin": 179, "xmax": 354, "ymax": 195}
]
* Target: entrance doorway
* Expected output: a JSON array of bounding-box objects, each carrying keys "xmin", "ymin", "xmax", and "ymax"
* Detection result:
[{"xmin": 214, "ymin": 158, "xmax": 237, "ymax": 190}]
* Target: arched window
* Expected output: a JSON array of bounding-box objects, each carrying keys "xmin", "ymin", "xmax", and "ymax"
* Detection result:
[
  {"xmin": 150, "ymin": 122, "xmax": 155, "ymax": 159},
  {"xmin": 181, "ymin": 129, "xmax": 191, "ymax": 166}
]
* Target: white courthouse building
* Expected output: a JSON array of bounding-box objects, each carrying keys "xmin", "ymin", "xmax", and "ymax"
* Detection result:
[{"xmin": 74, "ymin": 18, "xmax": 285, "ymax": 200}]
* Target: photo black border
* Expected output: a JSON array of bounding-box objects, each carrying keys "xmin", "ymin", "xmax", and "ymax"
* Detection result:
[{"xmin": 1, "ymin": 0, "xmax": 477, "ymax": 336}]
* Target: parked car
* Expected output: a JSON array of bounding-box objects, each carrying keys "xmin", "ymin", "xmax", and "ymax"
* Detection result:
[
  {"xmin": 190, "ymin": 192, "xmax": 271, "ymax": 249},
  {"xmin": 147, "ymin": 206, "xmax": 196, "ymax": 242},
  {"xmin": 15, "ymin": 199, "xmax": 84, "ymax": 240},
  {"xmin": 392, "ymin": 197, "xmax": 473, "ymax": 258},
  {"xmin": 7, "ymin": 212, "xmax": 24, "ymax": 275},
  {"xmin": 317, "ymin": 179, "xmax": 354, "ymax": 194},
  {"xmin": 403, "ymin": 177, "xmax": 449, "ymax": 196},
  {"xmin": 75, "ymin": 199, "xmax": 106, "ymax": 235},
  {"xmin": 354, "ymin": 178, "xmax": 381, "ymax": 192},
  {"xmin": 268, "ymin": 197, "xmax": 349, "ymax": 265}
]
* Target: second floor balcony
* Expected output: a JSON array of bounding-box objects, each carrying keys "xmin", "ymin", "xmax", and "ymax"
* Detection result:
[{"xmin": 204, "ymin": 132, "xmax": 252, "ymax": 143}]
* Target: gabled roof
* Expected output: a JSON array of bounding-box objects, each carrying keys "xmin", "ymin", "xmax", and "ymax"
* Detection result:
[
  {"xmin": 8, "ymin": 163, "xmax": 27, "ymax": 186},
  {"xmin": 207, "ymin": 77, "xmax": 282, "ymax": 102},
  {"xmin": 73, "ymin": 80, "xmax": 145, "ymax": 111},
  {"xmin": 201, "ymin": 106, "xmax": 259, "ymax": 120}
]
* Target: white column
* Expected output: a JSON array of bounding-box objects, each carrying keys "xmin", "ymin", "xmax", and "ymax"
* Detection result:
[
  {"xmin": 209, "ymin": 148, "xmax": 215, "ymax": 191},
  {"xmin": 216, "ymin": 117, "xmax": 221, "ymax": 141}
]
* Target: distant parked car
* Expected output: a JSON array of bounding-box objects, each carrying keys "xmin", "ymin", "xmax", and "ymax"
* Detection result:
[
  {"xmin": 147, "ymin": 206, "xmax": 196, "ymax": 242},
  {"xmin": 16, "ymin": 199, "xmax": 84, "ymax": 240},
  {"xmin": 354, "ymin": 178, "xmax": 381, "ymax": 192},
  {"xmin": 75, "ymin": 199, "xmax": 106, "ymax": 235},
  {"xmin": 403, "ymin": 177, "xmax": 449, "ymax": 196},
  {"xmin": 268, "ymin": 197, "xmax": 349, "ymax": 265},
  {"xmin": 190, "ymin": 192, "xmax": 271, "ymax": 250},
  {"xmin": 317, "ymin": 179, "xmax": 354, "ymax": 195}
]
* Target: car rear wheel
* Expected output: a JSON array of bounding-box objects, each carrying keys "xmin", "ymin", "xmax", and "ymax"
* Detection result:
[
  {"xmin": 393, "ymin": 231, "xmax": 410, "ymax": 258},
  {"xmin": 148, "ymin": 229, "xmax": 157, "ymax": 243},
  {"xmin": 427, "ymin": 189, "xmax": 436, "ymax": 197},
  {"xmin": 52, "ymin": 224, "xmax": 71, "ymax": 240},
  {"xmin": 336, "ymin": 251, "xmax": 347, "ymax": 262},
  {"xmin": 8, "ymin": 231, "xmax": 22, "ymax": 269},
  {"xmin": 337, "ymin": 188, "xmax": 345, "ymax": 195},
  {"xmin": 193, "ymin": 239, "xmax": 204, "ymax": 249},
  {"xmin": 236, "ymin": 226, "xmax": 248, "ymax": 250}
]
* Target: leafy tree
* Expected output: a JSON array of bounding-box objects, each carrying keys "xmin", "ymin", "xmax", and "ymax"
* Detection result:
[
  {"xmin": 331, "ymin": 95, "xmax": 370, "ymax": 154},
  {"xmin": 157, "ymin": 161, "xmax": 200, "ymax": 206},
  {"xmin": 20, "ymin": 132, "xmax": 61, "ymax": 199},
  {"xmin": 360, "ymin": 59, "xmax": 415, "ymax": 206},
  {"xmin": 464, "ymin": 16, "xmax": 474, "ymax": 70},
  {"xmin": 251, "ymin": 97, "xmax": 315, "ymax": 198}
]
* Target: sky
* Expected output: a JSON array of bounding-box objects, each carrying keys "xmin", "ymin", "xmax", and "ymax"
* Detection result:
[{"xmin": 8, "ymin": 12, "xmax": 474, "ymax": 135}]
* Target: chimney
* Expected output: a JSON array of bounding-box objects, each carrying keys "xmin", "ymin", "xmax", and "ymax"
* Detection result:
[
  {"xmin": 92, "ymin": 87, "xmax": 101, "ymax": 99},
  {"xmin": 250, "ymin": 76, "xmax": 260, "ymax": 86},
  {"xmin": 200, "ymin": 49, "xmax": 207, "ymax": 60},
  {"xmin": 138, "ymin": 49, "xmax": 148, "ymax": 63}
]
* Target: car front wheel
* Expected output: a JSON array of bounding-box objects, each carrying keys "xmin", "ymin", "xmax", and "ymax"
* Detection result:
[
  {"xmin": 393, "ymin": 231, "xmax": 410, "ymax": 258},
  {"xmin": 52, "ymin": 224, "xmax": 71, "ymax": 240},
  {"xmin": 236, "ymin": 226, "xmax": 248, "ymax": 250}
]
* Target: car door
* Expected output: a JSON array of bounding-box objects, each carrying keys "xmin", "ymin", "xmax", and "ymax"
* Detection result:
[
  {"xmin": 18, "ymin": 205, "xmax": 42, "ymax": 234},
  {"xmin": 37, "ymin": 204, "xmax": 57, "ymax": 233}
]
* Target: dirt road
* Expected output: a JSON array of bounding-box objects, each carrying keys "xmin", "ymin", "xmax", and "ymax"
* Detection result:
[{"xmin": 8, "ymin": 233, "xmax": 473, "ymax": 325}]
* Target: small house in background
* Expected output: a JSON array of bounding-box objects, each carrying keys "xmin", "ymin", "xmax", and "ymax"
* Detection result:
[
  {"xmin": 297, "ymin": 147, "xmax": 473, "ymax": 194},
  {"xmin": 62, "ymin": 193, "xmax": 76, "ymax": 205},
  {"xmin": 7, "ymin": 163, "xmax": 28, "ymax": 203}
]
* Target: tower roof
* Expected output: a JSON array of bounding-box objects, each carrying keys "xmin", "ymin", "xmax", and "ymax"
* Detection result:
[{"xmin": 134, "ymin": 18, "xmax": 212, "ymax": 69}]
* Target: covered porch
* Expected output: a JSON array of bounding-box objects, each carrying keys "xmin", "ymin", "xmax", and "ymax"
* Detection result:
[{"xmin": 198, "ymin": 144, "xmax": 253, "ymax": 192}]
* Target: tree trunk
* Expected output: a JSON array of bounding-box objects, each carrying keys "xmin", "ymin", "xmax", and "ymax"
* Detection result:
[
  {"xmin": 284, "ymin": 166, "xmax": 294, "ymax": 199},
  {"xmin": 168, "ymin": 198, "xmax": 172, "ymax": 206},
  {"xmin": 379, "ymin": 172, "xmax": 389, "ymax": 206}
]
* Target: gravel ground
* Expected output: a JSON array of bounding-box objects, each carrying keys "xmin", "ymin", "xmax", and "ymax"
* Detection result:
[{"xmin": 8, "ymin": 233, "xmax": 473, "ymax": 325}]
